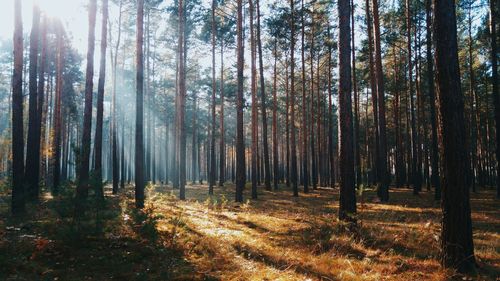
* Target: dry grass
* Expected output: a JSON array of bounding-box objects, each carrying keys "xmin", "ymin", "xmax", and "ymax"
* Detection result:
[
  {"xmin": 148, "ymin": 183, "xmax": 499, "ymax": 281},
  {"xmin": 0, "ymin": 181, "xmax": 498, "ymax": 280}
]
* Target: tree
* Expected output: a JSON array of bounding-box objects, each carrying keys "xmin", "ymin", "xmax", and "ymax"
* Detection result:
[
  {"xmin": 178, "ymin": 0, "xmax": 187, "ymax": 200},
  {"xmin": 407, "ymin": 0, "xmax": 421, "ymax": 195},
  {"xmin": 235, "ymin": 0, "xmax": 245, "ymax": 203},
  {"xmin": 372, "ymin": 0, "xmax": 388, "ymax": 201},
  {"xmin": 290, "ymin": 0, "xmax": 298, "ymax": 197},
  {"xmin": 52, "ymin": 23, "xmax": 64, "ymax": 194},
  {"xmin": 256, "ymin": 0, "xmax": 271, "ymax": 191},
  {"xmin": 433, "ymin": 0, "xmax": 475, "ymax": 272},
  {"xmin": 135, "ymin": 0, "xmax": 145, "ymax": 208},
  {"xmin": 301, "ymin": 0, "xmax": 309, "ymax": 194},
  {"xmin": 110, "ymin": 0, "xmax": 123, "ymax": 192},
  {"xmin": 25, "ymin": 3, "xmax": 40, "ymax": 201},
  {"xmin": 338, "ymin": 0, "xmax": 356, "ymax": 223},
  {"xmin": 250, "ymin": 0, "xmax": 258, "ymax": 199},
  {"xmin": 425, "ymin": 0, "xmax": 440, "ymax": 200},
  {"xmin": 209, "ymin": 0, "xmax": 216, "ymax": 195},
  {"xmin": 77, "ymin": 0, "xmax": 97, "ymax": 201},
  {"xmin": 94, "ymin": 0, "xmax": 109, "ymax": 198},
  {"xmin": 11, "ymin": 0, "xmax": 24, "ymax": 214},
  {"xmin": 490, "ymin": 0, "xmax": 499, "ymax": 199}
]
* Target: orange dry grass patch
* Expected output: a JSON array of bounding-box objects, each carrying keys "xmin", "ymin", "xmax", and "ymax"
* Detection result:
[{"xmin": 146, "ymin": 184, "xmax": 499, "ymax": 281}]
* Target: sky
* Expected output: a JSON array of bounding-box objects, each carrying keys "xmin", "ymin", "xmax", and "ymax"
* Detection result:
[{"xmin": 0, "ymin": 0, "xmax": 90, "ymax": 54}]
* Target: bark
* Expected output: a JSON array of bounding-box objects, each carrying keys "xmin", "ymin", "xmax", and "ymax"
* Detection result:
[
  {"xmin": 77, "ymin": 0, "xmax": 97, "ymax": 201},
  {"xmin": 52, "ymin": 24, "xmax": 64, "ymax": 195},
  {"xmin": 272, "ymin": 42, "xmax": 279, "ymax": 190},
  {"xmin": 94, "ymin": 0, "xmax": 108, "ymax": 197},
  {"xmin": 235, "ymin": 0, "xmax": 245, "ymax": 202},
  {"xmin": 365, "ymin": 0, "xmax": 378, "ymax": 183},
  {"xmin": 338, "ymin": 0, "xmax": 356, "ymax": 223},
  {"xmin": 34, "ymin": 17, "xmax": 47, "ymax": 194},
  {"xmin": 135, "ymin": 0, "xmax": 145, "ymax": 208},
  {"xmin": 256, "ymin": 0, "xmax": 271, "ymax": 191},
  {"xmin": 290, "ymin": 0, "xmax": 298, "ymax": 197},
  {"xmin": 25, "ymin": 4, "xmax": 40, "ymax": 201},
  {"xmin": 433, "ymin": 0, "xmax": 475, "ymax": 272},
  {"xmin": 426, "ymin": 0, "xmax": 440, "ymax": 200},
  {"xmin": 178, "ymin": 0, "xmax": 187, "ymax": 200},
  {"xmin": 407, "ymin": 0, "xmax": 421, "ymax": 194},
  {"xmin": 112, "ymin": 0, "xmax": 123, "ymax": 192},
  {"xmin": 301, "ymin": 0, "xmax": 309, "ymax": 193},
  {"xmin": 372, "ymin": 0, "xmax": 389, "ymax": 201},
  {"xmin": 219, "ymin": 39, "xmax": 225, "ymax": 186},
  {"xmin": 209, "ymin": 0, "xmax": 216, "ymax": 194},
  {"xmin": 250, "ymin": 0, "xmax": 258, "ymax": 199},
  {"xmin": 11, "ymin": 0, "xmax": 25, "ymax": 214},
  {"xmin": 489, "ymin": 0, "xmax": 500, "ymax": 198},
  {"xmin": 351, "ymin": 0, "xmax": 361, "ymax": 188}
]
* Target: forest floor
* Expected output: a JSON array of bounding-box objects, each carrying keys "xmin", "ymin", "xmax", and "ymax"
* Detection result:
[{"xmin": 0, "ymin": 180, "xmax": 498, "ymax": 281}]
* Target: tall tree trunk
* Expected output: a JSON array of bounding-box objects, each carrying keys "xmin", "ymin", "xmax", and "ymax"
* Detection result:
[
  {"xmin": 272, "ymin": 42, "xmax": 279, "ymax": 190},
  {"xmin": 112, "ymin": 0, "xmax": 123, "ymax": 191},
  {"xmin": 407, "ymin": 0, "xmax": 421, "ymax": 195},
  {"xmin": 338, "ymin": 0, "xmax": 356, "ymax": 223},
  {"xmin": 94, "ymin": 0, "xmax": 108, "ymax": 197},
  {"xmin": 328, "ymin": 26, "xmax": 335, "ymax": 188},
  {"xmin": 135, "ymin": 0, "xmax": 145, "ymax": 208},
  {"xmin": 433, "ymin": 0, "xmax": 476, "ymax": 272},
  {"xmin": 34, "ymin": 16, "xmax": 47, "ymax": 197},
  {"xmin": 489, "ymin": 0, "xmax": 500, "ymax": 198},
  {"xmin": 235, "ymin": 0, "xmax": 245, "ymax": 202},
  {"xmin": 256, "ymin": 0, "xmax": 271, "ymax": 191},
  {"xmin": 365, "ymin": 0, "xmax": 378, "ymax": 184},
  {"xmin": 372, "ymin": 0, "xmax": 389, "ymax": 201},
  {"xmin": 310, "ymin": 11, "xmax": 317, "ymax": 190},
  {"xmin": 351, "ymin": 0, "xmax": 361, "ymax": 189},
  {"xmin": 209, "ymin": 0, "xmax": 216, "ymax": 194},
  {"xmin": 77, "ymin": 0, "xmax": 97, "ymax": 201},
  {"xmin": 426, "ymin": 0, "xmax": 440, "ymax": 200},
  {"xmin": 219, "ymin": 39, "xmax": 225, "ymax": 186},
  {"xmin": 290, "ymin": 0, "xmax": 298, "ymax": 197},
  {"xmin": 301, "ymin": 0, "xmax": 309, "ymax": 194},
  {"xmin": 178, "ymin": 0, "xmax": 187, "ymax": 200},
  {"xmin": 52, "ymin": 24, "xmax": 64, "ymax": 195},
  {"xmin": 11, "ymin": 0, "xmax": 24, "ymax": 214},
  {"xmin": 25, "ymin": 3, "xmax": 40, "ymax": 201},
  {"xmin": 250, "ymin": 0, "xmax": 258, "ymax": 199}
]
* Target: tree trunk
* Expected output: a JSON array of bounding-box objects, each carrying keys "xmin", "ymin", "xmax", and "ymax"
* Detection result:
[
  {"xmin": 94, "ymin": 0, "xmax": 108, "ymax": 197},
  {"xmin": 433, "ymin": 0, "xmax": 476, "ymax": 272},
  {"xmin": 290, "ymin": 0, "xmax": 298, "ymax": 197},
  {"xmin": 219, "ymin": 39, "xmax": 225, "ymax": 186},
  {"xmin": 178, "ymin": 0, "xmax": 187, "ymax": 200},
  {"xmin": 135, "ymin": 0, "xmax": 145, "ymax": 208},
  {"xmin": 256, "ymin": 0, "xmax": 271, "ymax": 191},
  {"xmin": 52, "ymin": 24, "xmax": 64, "ymax": 195},
  {"xmin": 489, "ymin": 0, "xmax": 500, "ymax": 198},
  {"xmin": 235, "ymin": 0, "xmax": 245, "ymax": 202},
  {"xmin": 365, "ymin": 0, "xmax": 378, "ymax": 184},
  {"xmin": 425, "ymin": 0, "xmax": 440, "ymax": 200},
  {"xmin": 338, "ymin": 0, "xmax": 356, "ymax": 223},
  {"xmin": 11, "ymin": 0, "xmax": 25, "ymax": 214},
  {"xmin": 301, "ymin": 0, "xmax": 309, "ymax": 194},
  {"xmin": 250, "ymin": 0, "xmax": 258, "ymax": 199},
  {"xmin": 77, "ymin": 0, "xmax": 97, "ymax": 202},
  {"xmin": 372, "ymin": 0, "xmax": 389, "ymax": 201},
  {"xmin": 25, "ymin": 4, "xmax": 40, "ymax": 201},
  {"xmin": 209, "ymin": 0, "xmax": 217, "ymax": 194},
  {"xmin": 272, "ymin": 42, "xmax": 279, "ymax": 190}
]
